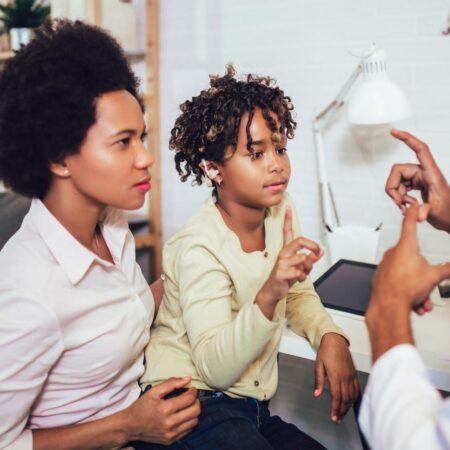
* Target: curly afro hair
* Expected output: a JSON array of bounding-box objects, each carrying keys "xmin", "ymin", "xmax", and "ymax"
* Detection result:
[
  {"xmin": 0, "ymin": 19, "xmax": 143, "ymax": 199},
  {"xmin": 169, "ymin": 64, "xmax": 296, "ymax": 186}
]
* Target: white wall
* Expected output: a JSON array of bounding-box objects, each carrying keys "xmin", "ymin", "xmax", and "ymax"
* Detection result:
[{"xmin": 158, "ymin": 0, "xmax": 450, "ymax": 270}]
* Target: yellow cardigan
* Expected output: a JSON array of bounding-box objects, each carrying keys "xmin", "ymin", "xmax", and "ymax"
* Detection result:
[{"xmin": 141, "ymin": 193, "xmax": 347, "ymax": 401}]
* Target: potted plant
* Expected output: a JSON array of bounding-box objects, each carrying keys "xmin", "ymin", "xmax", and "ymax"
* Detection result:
[{"xmin": 0, "ymin": 0, "xmax": 50, "ymax": 51}]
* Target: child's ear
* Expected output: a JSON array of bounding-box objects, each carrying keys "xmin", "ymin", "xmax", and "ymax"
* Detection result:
[
  {"xmin": 199, "ymin": 159, "xmax": 220, "ymax": 178},
  {"xmin": 199, "ymin": 159, "xmax": 221, "ymax": 187},
  {"xmin": 49, "ymin": 161, "xmax": 70, "ymax": 178}
]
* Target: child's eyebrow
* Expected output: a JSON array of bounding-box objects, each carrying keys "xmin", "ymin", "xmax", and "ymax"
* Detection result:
[{"xmin": 251, "ymin": 139, "xmax": 265, "ymax": 146}]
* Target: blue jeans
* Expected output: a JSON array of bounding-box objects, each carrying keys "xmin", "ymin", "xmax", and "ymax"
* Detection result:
[{"xmin": 131, "ymin": 389, "xmax": 327, "ymax": 450}]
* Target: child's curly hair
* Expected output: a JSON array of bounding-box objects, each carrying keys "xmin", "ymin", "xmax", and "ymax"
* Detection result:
[{"xmin": 169, "ymin": 65, "xmax": 297, "ymax": 186}]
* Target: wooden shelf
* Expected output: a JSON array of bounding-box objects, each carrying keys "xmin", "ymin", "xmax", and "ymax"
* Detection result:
[
  {"xmin": 134, "ymin": 233, "xmax": 157, "ymax": 249},
  {"xmin": 124, "ymin": 50, "xmax": 146, "ymax": 63},
  {"xmin": 0, "ymin": 51, "xmax": 14, "ymax": 62}
]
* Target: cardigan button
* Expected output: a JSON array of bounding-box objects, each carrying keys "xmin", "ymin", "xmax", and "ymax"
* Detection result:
[
  {"xmin": 263, "ymin": 251, "xmax": 268, "ymax": 258},
  {"xmin": 254, "ymin": 380, "xmax": 260, "ymax": 387}
]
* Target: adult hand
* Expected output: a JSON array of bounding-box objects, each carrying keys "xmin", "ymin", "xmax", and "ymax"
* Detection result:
[
  {"xmin": 371, "ymin": 204, "xmax": 450, "ymax": 312},
  {"xmin": 314, "ymin": 333, "xmax": 359, "ymax": 423},
  {"xmin": 366, "ymin": 204, "xmax": 450, "ymax": 361},
  {"xmin": 123, "ymin": 377, "xmax": 200, "ymax": 445},
  {"xmin": 255, "ymin": 206, "xmax": 323, "ymax": 319},
  {"xmin": 386, "ymin": 129, "xmax": 450, "ymax": 233}
]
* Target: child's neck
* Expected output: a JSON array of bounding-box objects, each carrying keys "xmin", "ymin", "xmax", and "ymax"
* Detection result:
[{"xmin": 215, "ymin": 197, "xmax": 266, "ymax": 253}]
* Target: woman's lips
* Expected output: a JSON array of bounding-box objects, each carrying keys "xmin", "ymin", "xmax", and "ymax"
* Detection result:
[{"xmin": 134, "ymin": 181, "xmax": 151, "ymax": 192}]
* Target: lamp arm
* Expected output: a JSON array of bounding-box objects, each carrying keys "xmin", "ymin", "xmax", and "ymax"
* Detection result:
[
  {"xmin": 312, "ymin": 62, "xmax": 363, "ymax": 232},
  {"xmin": 313, "ymin": 125, "xmax": 334, "ymax": 231},
  {"xmin": 313, "ymin": 63, "xmax": 362, "ymax": 125}
]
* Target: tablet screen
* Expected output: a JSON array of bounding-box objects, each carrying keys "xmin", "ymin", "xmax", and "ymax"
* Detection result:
[{"xmin": 313, "ymin": 259, "xmax": 377, "ymax": 316}]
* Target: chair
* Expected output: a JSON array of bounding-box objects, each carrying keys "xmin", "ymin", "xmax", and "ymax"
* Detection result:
[{"xmin": 0, "ymin": 192, "xmax": 31, "ymax": 249}]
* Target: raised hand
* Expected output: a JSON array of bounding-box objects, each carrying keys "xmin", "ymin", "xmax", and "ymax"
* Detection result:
[
  {"xmin": 366, "ymin": 204, "xmax": 450, "ymax": 361},
  {"xmin": 255, "ymin": 206, "xmax": 323, "ymax": 320},
  {"xmin": 386, "ymin": 129, "xmax": 450, "ymax": 233},
  {"xmin": 371, "ymin": 203, "xmax": 450, "ymax": 313}
]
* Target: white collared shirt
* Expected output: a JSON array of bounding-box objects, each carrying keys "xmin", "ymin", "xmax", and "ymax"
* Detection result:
[
  {"xmin": 359, "ymin": 344, "xmax": 450, "ymax": 450},
  {"xmin": 0, "ymin": 199, "xmax": 154, "ymax": 449}
]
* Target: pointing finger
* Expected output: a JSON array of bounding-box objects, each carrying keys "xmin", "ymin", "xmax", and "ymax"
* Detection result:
[
  {"xmin": 399, "ymin": 203, "xmax": 422, "ymax": 247},
  {"xmin": 391, "ymin": 129, "xmax": 440, "ymax": 173},
  {"xmin": 283, "ymin": 206, "xmax": 293, "ymax": 246}
]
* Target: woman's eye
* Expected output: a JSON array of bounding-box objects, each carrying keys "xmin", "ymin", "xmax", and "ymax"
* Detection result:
[
  {"xmin": 140, "ymin": 132, "xmax": 148, "ymax": 143},
  {"xmin": 117, "ymin": 137, "xmax": 131, "ymax": 147},
  {"xmin": 250, "ymin": 151, "xmax": 264, "ymax": 161},
  {"xmin": 277, "ymin": 147, "xmax": 287, "ymax": 155}
]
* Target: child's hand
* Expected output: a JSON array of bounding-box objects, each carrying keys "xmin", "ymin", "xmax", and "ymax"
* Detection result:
[
  {"xmin": 314, "ymin": 333, "xmax": 360, "ymax": 423},
  {"xmin": 255, "ymin": 206, "xmax": 323, "ymax": 320}
]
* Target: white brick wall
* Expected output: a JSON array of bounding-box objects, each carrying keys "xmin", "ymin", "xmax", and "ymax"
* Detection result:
[{"xmin": 158, "ymin": 0, "xmax": 450, "ymax": 271}]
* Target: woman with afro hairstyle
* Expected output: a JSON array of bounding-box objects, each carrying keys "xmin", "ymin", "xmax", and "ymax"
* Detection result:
[
  {"xmin": 140, "ymin": 65, "xmax": 360, "ymax": 449},
  {"xmin": 0, "ymin": 19, "xmax": 200, "ymax": 450}
]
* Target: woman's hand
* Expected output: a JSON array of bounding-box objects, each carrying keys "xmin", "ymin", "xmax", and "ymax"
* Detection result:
[
  {"xmin": 255, "ymin": 206, "xmax": 323, "ymax": 320},
  {"xmin": 122, "ymin": 377, "xmax": 201, "ymax": 445},
  {"xmin": 314, "ymin": 333, "xmax": 360, "ymax": 423},
  {"xmin": 32, "ymin": 377, "xmax": 200, "ymax": 450}
]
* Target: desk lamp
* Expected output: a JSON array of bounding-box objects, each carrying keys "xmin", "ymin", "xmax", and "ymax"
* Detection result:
[{"xmin": 312, "ymin": 44, "xmax": 411, "ymax": 264}]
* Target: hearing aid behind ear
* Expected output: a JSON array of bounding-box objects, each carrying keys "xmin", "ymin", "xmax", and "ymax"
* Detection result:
[{"xmin": 201, "ymin": 159, "xmax": 219, "ymax": 187}]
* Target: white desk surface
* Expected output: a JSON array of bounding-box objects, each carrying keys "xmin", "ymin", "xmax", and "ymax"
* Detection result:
[{"xmin": 280, "ymin": 301, "xmax": 450, "ymax": 392}]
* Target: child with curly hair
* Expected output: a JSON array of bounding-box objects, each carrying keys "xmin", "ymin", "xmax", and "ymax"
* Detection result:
[{"xmin": 139, "ymin": 66, "xmax": 360, "ymax": 449}]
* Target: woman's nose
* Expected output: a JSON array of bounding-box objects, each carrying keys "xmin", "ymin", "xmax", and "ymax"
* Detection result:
[{"xmin": 136, "ymin": 142, "xmax": 154, "ymax": 169}]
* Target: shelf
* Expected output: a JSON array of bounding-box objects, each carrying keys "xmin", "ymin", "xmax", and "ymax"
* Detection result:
[
  {"xmin": 124, "ymin": 50, "xmax": 146, "ymax": 63},
  {"xmin": 134, "ymin": 233, "xmax": 157, "ymax": 249},
  {"xmin": 0, "ymin": 51, "xmax": 14, "ymax": 62}
]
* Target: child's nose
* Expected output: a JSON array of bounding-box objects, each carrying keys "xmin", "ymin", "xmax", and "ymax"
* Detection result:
[{"xmin": 268, "ymin": 149, "xmax": 283, "ymax": 172}]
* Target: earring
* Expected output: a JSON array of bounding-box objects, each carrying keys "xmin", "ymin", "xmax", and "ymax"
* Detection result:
[
  {"xmin": 216, "ymin": 178, "xmax": 222, "ymax": 187},
  {"xmin": 63, "ymin": 169, "xmax": 69, "ymax": 176}
]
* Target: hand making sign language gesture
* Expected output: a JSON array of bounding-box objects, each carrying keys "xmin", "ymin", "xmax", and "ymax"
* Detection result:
[
  {"xmin": 255, "ymin": 206, "xmax": 359, "ymax": 423},
  {"xmin": 255, "ymin": 206, "xmax": 324, "ymax": 320},
  {"xmin": 386, "ymin": 129, "xmax": 450, "ymax": 233},
  {"xmin": 366, "ymin": 203, "xmax": 450, "ymax": 361},
  {"xmin": 359, "ymin": 129, "xmax": 450, "ymax": 450},
  {"xmin": 385, "ymin": 129, "xmax": 450, "ymax": 315}
]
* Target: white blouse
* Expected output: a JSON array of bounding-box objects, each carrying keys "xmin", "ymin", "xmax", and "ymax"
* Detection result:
[
  {"xmin": 0, "ymin": 199, "xmax": 154, "ymax": 449},
  {"xmin": 359, "ymin": 344, "xmax": 450, "ymax": 450}
]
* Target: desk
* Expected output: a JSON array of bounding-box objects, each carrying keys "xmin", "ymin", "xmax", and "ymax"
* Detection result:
[{"xmin": 279, "ymin": 301, "xmax": 450, "ymax": 392}]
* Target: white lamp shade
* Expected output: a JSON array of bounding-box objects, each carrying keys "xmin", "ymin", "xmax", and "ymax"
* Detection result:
[
  {"xmin": 347, "ymin": 78, "xmax": 411, "ymax": 125},
  {"xmin": 347, "ymin": 48, "xmax": 411, "ymax": 125}
]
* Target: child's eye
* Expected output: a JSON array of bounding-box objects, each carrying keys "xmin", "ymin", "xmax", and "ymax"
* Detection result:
[
  {"xmin": 250, "ymin": 151, "xmax": 264, "ymax": 161},
  {"xmin": 277, "ymin": 147, "xmax": 287, "ymax": 155}
]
